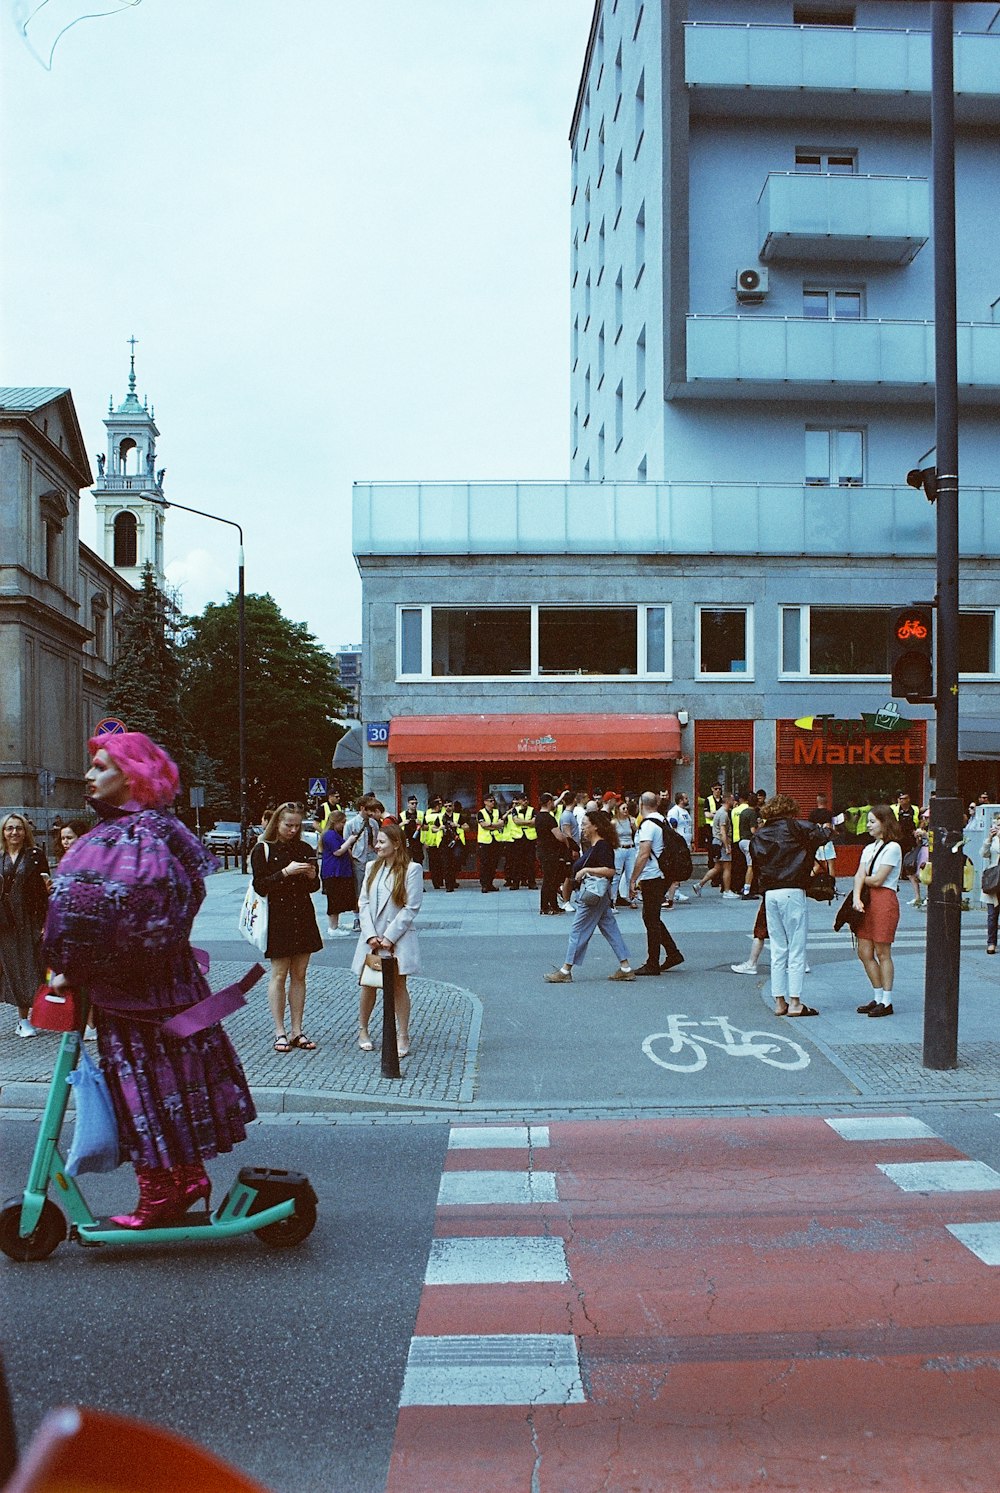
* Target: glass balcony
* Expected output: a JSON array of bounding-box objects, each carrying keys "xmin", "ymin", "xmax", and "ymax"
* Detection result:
[
  {"xmin": 686, "ymin": 316, "xmax": 1000, "ymax": 399},
  {"xmin": 758, "ymin": 173, "xmax": 929, "ymax": 265},
  {"xmin": 353, "ymin": 481, "xmax": 1000, "ymax": 560},
  {"xmin": 684, "ymin": 23, "xmax": 1000, "ymax": 121}
]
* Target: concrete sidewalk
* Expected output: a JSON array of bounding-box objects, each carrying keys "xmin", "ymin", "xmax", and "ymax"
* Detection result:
[{"xmin": 3, "ymin": 870, "xmax": 998, "ymax": 1115}]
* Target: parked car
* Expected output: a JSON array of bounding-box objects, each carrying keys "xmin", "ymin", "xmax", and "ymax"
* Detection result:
[{"xmin": 202, "ymin": 821, "xmax": 243, "ymax": 854}]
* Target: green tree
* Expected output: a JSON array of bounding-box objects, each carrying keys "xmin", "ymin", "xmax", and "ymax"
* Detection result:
[
  {"xmin": 106, "ymin": 563, "xmax": 192, "ymax": 775},
  {"xmin": 180, "ymin": 593, "xmax": 352, "ymax": 814}
]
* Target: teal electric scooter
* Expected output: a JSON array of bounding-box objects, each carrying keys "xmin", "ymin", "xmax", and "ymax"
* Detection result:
[{"xmin": 0, "ymin": 999, "xmax": 317, "ymax": 1263}]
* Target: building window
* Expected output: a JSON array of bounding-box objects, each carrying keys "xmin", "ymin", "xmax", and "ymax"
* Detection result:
[
  {"xmin": 615, "ymin": 379, "xmax": 624, "ymax": 449},
  {"xmin": 634, "ymin": 201, "xmax": 645, "ymax": 286},
  {"xmin": 597, "ymin": 424, "xmax": 606, "ymax": 481},
  {"xmin": 572, "ymin": 403, "xmax": 579, "ymax": 454},
  {"xmin": 572, "ymin": 315, "xmax": 579, "ymax": 368},
  {"xmin": 91, "ymin": 597, "xmax": 108, "ymax": 661},
  {"xmin": 793, "ymin": 7, "xmax": 855, "ymax": 26},
  {"xmin": 398, "ymin": 606, "xmax": 671, "ymax": 680},
  {"xmin": 803, "ymin": 287, "xmax": 863, "ymax": 319},
  {"xmin": 633, "ymin": 2, "xmax": 644, "ymax": 41},
  {"xmin": 614, "ymin": 41, "xmax": 622, "ymax": 120},
  {"xmin": 113, "ymin": 510, "xmax": 138, "ymax": 567},
  {"xmin": 614, "ymin": 269, "xmax": 624, "ymax": 341},
  {"xmin": 597, "ymin": 121, "xmax": 605, "ymax": 185},
  {"xmin": 584, "ymin": 271, "xmax": 591, "ymax": 328},
  {"xmin": 634, "ymin": 69, "xmax": 644, "ymax": 159},
  {"xmin": 597, "ymin": 217, "xmax": 606, "ymax": 283},
  {"xmin": 597, "ymin": 324, "xmax": 605, "ymax": 386},
  {"xmin": 698, "ymin": 607, "xmax": 752, "ymax": 678},
  {"xmin": 635, "ymin": 325, "xmax": 646, "ymax": 407},
  {"xmin": 805, "ymin": 427, "xmax": 863, "ymax": 486},
  {"xmin": 584, "ymin": 367, "xmax": 591, "ymax": 425},
  {"xmin": 794, "ymin": 148, "xmax": 857, "ymax": 173},
  {"xmin": 614, "ymin": 150, "xmax": 623, "ymax": 226},
  {"xmin": 959, "ymin": 611, "xmax": 999, "ymax": 675},
  {"xmin": 43, "ymin": 520, "xmax": 60, "ymax": 582},
  {"xmin": 637, "ymin": 455, "xmax": 647, "ymax": 482},
  {"xmin": 400, "ymin": 608, "xmax": 424, "ymax": 675}
]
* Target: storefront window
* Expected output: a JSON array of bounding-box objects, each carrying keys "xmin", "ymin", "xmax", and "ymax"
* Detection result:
[
  {"xmin": 698, "ymin": 608, "xmax": 750, "ymax": 676},
  {"xmin": 538, "ymin": 607, "xmax": 637, "ymax": 675},
  {"xmin": 810, "ymin": 607, "xmax": 891, "ymax": 675},
  {"xmin": 432, "ymin": 608, "xmax": 531, "ymax": 677}
]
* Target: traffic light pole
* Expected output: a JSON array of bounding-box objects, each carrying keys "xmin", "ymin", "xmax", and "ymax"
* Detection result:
[{"xmin": 923, "ymin": 3, "xmax": 962, "ymax": 1071}]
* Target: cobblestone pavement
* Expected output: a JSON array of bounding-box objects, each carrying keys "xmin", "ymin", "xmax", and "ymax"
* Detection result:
[{"xmin": 0, "ymin": 964, "xmax": 482, "ymax": 1110}]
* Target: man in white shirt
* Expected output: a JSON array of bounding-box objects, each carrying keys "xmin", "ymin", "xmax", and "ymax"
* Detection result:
[
  {"xmin": 664, "ymin": 791, "xmax": 693, "ymax": 905},
  {"xmin": 344, "ymin": 798, "xmax": 383, "ymax": 930},
  {"xmin": 628, "ymin": 791, "xmax": 684, "ymax": 975}
]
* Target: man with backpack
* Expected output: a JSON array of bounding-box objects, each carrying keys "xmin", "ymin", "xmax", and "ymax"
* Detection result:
[{"xmin": 628, "ymin": 790, "xmax": 686, "ymax": 975}]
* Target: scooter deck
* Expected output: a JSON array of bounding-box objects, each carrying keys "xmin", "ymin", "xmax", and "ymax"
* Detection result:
[{"xmin": 74, "ymin": 1196, "xmax": 295, "ymax": 1246}]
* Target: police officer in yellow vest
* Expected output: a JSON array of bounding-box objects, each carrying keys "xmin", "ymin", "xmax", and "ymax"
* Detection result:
[
  {"xmin": 701, "ymin": 782, "xmax": 723, "ymax": 851},
  {"xmin": 440, "ymin": 800, "xmax": 467, "ymax": 891},
  {"xmin": 504, "ymin": 791, "xmax": 538, "ymax": 890},
  {"xmin": 422, "ymin": 796, "xmax": 446, "ymax": 889},
  {"xmin": 477, "ymin": 794, "xmax": 503, "ymax": 893}
]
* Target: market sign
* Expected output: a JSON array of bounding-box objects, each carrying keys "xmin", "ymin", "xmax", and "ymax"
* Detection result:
[
  {"xmin": 517, "ymin": 734, "xmax": 557, "ymax": 753},
  {"xmin": 783, "ymin": 710, "xmax": 925, "ymax": 767}
]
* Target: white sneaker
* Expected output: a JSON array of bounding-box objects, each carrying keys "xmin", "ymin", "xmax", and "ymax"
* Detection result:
[
  {"xmin": 558, "ymin": 898, "xmax": 574, "ymax": 912},
  {"xmin": 730, "ymin": 962, "xmax": 758, "ymax": 975},
  {"xmin": 721, "ymin": 891, "xmax": 740, "ymax": 899},
  {"xmin": 15, "ymin": 1018, "xmax": 36, "ymax": 1038},
  {"xmin": 333, "ymin": 927, "xmax": 354, "ymax": 937},
  {"xmin": 673, "ymin": 892, "xmax": 689, "ymax": 903}
]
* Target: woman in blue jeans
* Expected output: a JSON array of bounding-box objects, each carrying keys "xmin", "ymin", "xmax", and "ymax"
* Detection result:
[{"xmin": 543, "ymin": 810, "xmax": 635, "ymax": 983}]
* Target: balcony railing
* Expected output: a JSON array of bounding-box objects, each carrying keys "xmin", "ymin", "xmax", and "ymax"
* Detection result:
[
  {"xmin": 94, "ymin": 471, "xmax": 161, "ymax": 491},
  {"xmin": 684, "ymin": 23, "xmax": 1000, "ymax": 120},
  {"xmin": 758, "ymin": 173, "xmax": 929, "ymax": 265},
  {"xmin": 686, "ymin": 316, "xmax": 1000, "ymax": 396},
  {"xmin": 353, "ymin": 481, "xmax": 1000, "ymax": 560}
]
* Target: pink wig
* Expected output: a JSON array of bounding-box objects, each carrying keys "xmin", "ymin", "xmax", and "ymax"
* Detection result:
[{"xmin": 88, "ymin": 732, "xmax": 180, "ymax": 809}]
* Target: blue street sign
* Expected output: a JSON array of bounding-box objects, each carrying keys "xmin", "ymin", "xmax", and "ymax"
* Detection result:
[
  {"xmin": 366, "ymin": 722, "xmax": 389, "ymax": 746},
  {"xmin": 94, "ymin": 716, "xmax": 127, "ymax": 736},
  {"xmin": 308, "ymin": 777, "xmax": 328, "ymax": 797}
]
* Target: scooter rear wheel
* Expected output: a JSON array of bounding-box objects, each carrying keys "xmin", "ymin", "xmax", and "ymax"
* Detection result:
[
  {"xmin": 254, "ymin": 1196, "xmax": 317, "ymax": 1249},
  {"xmin": 0, "ymin": 1198, "xmax": 67, "ymax": 1262}
]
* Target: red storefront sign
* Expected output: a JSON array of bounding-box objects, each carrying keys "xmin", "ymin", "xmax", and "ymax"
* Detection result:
[{"xmin": 777, "ymin": 717, "xmax": 927, "ymax": 769}]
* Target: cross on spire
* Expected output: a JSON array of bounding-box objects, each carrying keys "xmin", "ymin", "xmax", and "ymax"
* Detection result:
[{"xmin": 127, "ymin": 334, "xmax": 138, "ymax": 392}]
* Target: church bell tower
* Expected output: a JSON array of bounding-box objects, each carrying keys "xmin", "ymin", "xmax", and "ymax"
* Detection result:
[{"xmin": 92, "ymin": 338, "xmax": 166, "ymax": 589}]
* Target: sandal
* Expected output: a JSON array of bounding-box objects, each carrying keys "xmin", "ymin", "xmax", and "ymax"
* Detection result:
[
  {"xmin": 397, "ymin": 1038, "xmax": 411, "ymax": 1058},
  {"xmin": 774, "ymin": 1001, "xmax": 789, "ymax": 1017},
  {"xmin": 786, "ymin": 1004, "xmax": 819, "ymax": 1017},
  {"xmin": 273, "ymin": 1034, "xmax": 291, "ymax": 1052},
  {"xmin": 289, "ymin": 1033, "xmax": 317, "ymax": 1050},
  {"xmin": 358, "ymin": 1033, "xmax": 374, "ymax": 1052}
]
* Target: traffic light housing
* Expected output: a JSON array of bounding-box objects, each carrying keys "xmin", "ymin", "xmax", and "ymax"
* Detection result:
[{"xmin": 890, "ymin": 606, "xmax": 934, "ymax": 703}]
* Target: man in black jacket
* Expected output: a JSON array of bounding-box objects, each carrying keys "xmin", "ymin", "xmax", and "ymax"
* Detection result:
[{"xmin": 750, "ymin": 795, "xmax": 829, "ymax": 1018}]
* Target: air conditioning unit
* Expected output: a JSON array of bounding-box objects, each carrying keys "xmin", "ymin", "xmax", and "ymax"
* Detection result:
[{"xmin": 735, "ymin": 266, "xmax": 769, "ymax": 303}]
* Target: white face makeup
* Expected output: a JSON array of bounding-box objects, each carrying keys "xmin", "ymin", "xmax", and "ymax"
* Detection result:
[{"xmin": 85, "ymin": 750, "xmax": 130, "ymax": 805}]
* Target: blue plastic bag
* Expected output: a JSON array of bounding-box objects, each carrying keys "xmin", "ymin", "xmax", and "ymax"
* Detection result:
[{"xmin": 65, "ymin": 1049, "xmax": 120, "ymax": 1176}]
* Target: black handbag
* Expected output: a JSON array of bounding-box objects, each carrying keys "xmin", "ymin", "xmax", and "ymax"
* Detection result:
[
  {"xmin": 833, "ymin": 843, "xmax": 885, "ymax": 932},
  {"xmin": 983, "ymin": 863, "xmax": 1000, "ymax": 895},
  {"xmin": 806, "ymin": 871, "xmax": 836, "ymax": 903}
]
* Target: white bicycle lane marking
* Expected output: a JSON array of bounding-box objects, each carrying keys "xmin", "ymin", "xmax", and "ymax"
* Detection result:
[{"xmin": 643, "ymin": 1014, "xmax": 811, "ymax": 1073}]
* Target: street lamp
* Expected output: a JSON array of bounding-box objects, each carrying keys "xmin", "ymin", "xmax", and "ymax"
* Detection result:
[{"xmin": 151, "ymin": 497, "xmax": 247, "ymax": 873}]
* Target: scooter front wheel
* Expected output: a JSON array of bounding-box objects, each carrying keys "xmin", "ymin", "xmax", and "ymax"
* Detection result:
[
  {"xmin": 0, "ymin": 1197, "xmax": 67, "ymax": 1262},
  {"xmin": 254, "ymin": 1196, "xmax": 317, "ymax": 1249}
]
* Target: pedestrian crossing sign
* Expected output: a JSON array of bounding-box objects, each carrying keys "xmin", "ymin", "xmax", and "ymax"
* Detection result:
[{"xmin": 309, "ymin": 777, "xmax": 328, "ymax": 797}]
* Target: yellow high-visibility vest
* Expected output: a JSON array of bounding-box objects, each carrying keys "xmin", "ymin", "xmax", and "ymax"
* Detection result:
[
  {"xmin": 422, "ymin": 810, "xmax": 443, "ymax": 848},
  {"xmin": 477, "ymin": 808, "xmax": 502, "ymax": 845}
]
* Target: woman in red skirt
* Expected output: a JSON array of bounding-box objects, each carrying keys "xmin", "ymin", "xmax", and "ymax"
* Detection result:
[{"xmin": 853, "ymin": 806, "xmax": 902, "ymax": 1017}]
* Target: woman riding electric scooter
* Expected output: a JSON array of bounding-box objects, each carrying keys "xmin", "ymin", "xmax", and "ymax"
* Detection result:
[{"xmin": 43, "ymin": 732, "xmax": 256, "ymax": 1228}]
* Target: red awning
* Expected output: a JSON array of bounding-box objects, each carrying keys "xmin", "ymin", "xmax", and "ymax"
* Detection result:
[{"xmin": 387, "ymin": 714, "xmax": 682, "ymax": 763}]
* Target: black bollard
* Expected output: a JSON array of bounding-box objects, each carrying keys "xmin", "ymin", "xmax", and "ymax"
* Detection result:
[{"xmin": 380, "ymin": 953, "xmax": 402, "ymax": 1080}]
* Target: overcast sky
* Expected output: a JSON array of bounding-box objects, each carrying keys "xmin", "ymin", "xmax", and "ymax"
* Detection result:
[{"xmin": 2, "ymin": 0, "xmax": 590, "ymax": 649}]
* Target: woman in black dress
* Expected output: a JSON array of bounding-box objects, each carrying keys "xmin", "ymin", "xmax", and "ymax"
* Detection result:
[
  {"xmin": 251, "ymin": 802, "xmax": 322, "ymax": 1051},
  {"xmin": 0, "ymin": 813, "xmax": 51, "ymax": 1037}
]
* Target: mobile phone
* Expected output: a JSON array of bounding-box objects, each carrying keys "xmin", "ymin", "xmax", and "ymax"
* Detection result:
[{"xmin": 833, "ymin": 813, "xmax": 845, "ymax": 826}]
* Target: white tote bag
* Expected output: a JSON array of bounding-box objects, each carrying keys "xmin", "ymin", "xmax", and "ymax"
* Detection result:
[{"xmin": 238, "ymin": 843, "xmax": 269, "ymax": 952}]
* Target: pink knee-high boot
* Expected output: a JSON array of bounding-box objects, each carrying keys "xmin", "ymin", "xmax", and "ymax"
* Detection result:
[{"xmin": 110, "ymin": 1165, "xmax": 185, "ymax": 1229}]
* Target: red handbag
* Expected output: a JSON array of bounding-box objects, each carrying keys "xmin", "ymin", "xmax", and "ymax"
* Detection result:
[{"xmin": 30, "ymin": 980, "xmax": 80, "ymax": 1033}]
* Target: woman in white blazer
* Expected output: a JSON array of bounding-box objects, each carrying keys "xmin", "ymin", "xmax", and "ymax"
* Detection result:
[{"xmin": 352, "ymin": 822, "xmax": 423, "ymax": 1056}]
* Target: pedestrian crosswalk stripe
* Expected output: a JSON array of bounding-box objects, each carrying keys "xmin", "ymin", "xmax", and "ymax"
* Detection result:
[
  {"xmin": 437, "ymin": 1170, "xmax": 559, "ymax": 1205},
  {"xmin": 946, "ymin": 1222, "xmax": 1000, "ymax": 1266},
  {"xmin": 399, "ymin": 1333, "xmax": 585, "ymax": 1406},
  {"xmin": 425, "ymin": 1236, "xmax": 569, "ymax": 1285},
  {"xmin": 879, "ymin": 1160, "xmax": 1000, "ymax": 1193},
  {"xmin": 826, "ymin": 1116, "xmax": 939, "ymax": 1141},
  {"xmin": 447, "ymin": 1125, "xmax": 549, "ymax": 1149}
]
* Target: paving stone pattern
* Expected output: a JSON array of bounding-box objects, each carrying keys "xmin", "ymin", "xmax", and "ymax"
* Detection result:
[{"xmin": 831, "ymin": 1041, "xmax": 1000, "ymax": 1096}]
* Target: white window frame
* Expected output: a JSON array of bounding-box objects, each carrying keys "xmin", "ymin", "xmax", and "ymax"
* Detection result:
[
  {"xmin": 696, "ymin": 605, "xmax": 755, "ymax": 681},
  {"xmin": 959, "ymin": 607, "xmax": 1000, "ymax": 679},
  {"xmin": 805, "ymin": 425, "xmax": 864, "ymax": 487},
  {"xmin": 396, "ymin": 603, "xmax": 672, "ymax": 683}
]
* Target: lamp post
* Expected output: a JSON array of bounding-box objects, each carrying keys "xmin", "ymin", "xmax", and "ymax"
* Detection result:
[{"xmin": 152, "ymin": 497, "xmax": 247, "ymax": 873}]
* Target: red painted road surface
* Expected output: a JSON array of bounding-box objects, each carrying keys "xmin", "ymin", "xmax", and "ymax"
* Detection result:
[{"xmin": 389, "ymin": 1118, "xmax": 1000, "ymax": 1493}]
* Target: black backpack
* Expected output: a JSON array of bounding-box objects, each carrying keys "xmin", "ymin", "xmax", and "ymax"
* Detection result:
[{"xmin": 645, "ymin": 815, "xmax": 693, "ymax": 884}]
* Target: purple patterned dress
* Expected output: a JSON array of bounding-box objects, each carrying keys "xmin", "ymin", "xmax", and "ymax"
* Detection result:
[{"xmin": 43, "ymin": 805, "xmax": 256, "ymax": 1170}]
